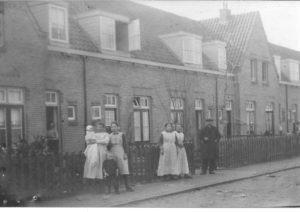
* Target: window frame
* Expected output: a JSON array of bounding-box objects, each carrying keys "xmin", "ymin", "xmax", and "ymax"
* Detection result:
[
  {"xmin": 262, "ymin": 61, "xmax": 269, "ymax": 83},
  {"xmin": 195, "ymin": 99, "xmax": 204, "ymax": 111},
  {"xmin": 49, "ymin": 4, "xmax": 69, "ymax": 43},
  {"xmin": 133, "ymin": 96, "xmax": 151, "ymax": 142},
  {"xmin": 45, "ymin": 91, "xmax": 58, "ymax": 106},
  {"xmin": 91, "ymin": 105, "xmax": 102, "ymax": 120},
  {"xmin": 67, "ymin": 105, "xmax": 76, "ymax": 121},
  {"xmin": 182, "ymin": 36, "xmax": 202, "ymax": 65},
  {"xmin": 0, "ymin": 87, "xmax": 6, "ymax": 104},
  {"xmin": 100, "ymin": 16, "xmax": 116, "ymax": 51},
  {"xmin": 250, "ymin": 59, "xmax": 258, "ymax": 82}
]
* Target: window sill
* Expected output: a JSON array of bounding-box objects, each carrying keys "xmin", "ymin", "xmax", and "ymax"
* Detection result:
[
  {"xmin": 68, "ymin": 121, "xmax": 78, "ymax": 126},
  {"xmin": 49, "ymin": 40, "xmax": 70, "ymax": 49}
]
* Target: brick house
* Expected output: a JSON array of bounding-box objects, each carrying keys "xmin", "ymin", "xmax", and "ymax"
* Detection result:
[
  {"xmin": 270, "ymin": 44, "xmax": 300, "ymax": 133},
  {"xmin": 0, "ymin": 1, "xmax": 299, "ymax": 152}
]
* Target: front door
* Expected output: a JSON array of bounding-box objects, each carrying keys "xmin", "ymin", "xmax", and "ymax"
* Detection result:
[
  {"xmin": 265, "ymin": 111, "xmax": 274, "ymax": 134},
  {"xmin": 46, "ymin": 106, "xmax": 60, "ymax": 152}
]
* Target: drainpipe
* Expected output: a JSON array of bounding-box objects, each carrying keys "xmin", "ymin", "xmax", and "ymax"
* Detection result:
[
  {"xmin": 82, "ymin": 56, "xmax": 88, "ymax": 131},
  {"xmin": 215, "ymin": 76, "xmax": 219, "ymax": 130},
  {"xmin": 285, "ymin": 84, "xmax": 289, "ymax": 132}
]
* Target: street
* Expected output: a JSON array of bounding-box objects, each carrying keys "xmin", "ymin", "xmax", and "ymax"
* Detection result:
[{"xmin": 124, "ymin": 168, "xmax": 300, "ymax": 207}]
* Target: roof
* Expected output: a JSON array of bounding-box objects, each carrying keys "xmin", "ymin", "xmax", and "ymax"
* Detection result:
[
  {"xmin": 269, "ymin": 43, "xmax": 300, "ymax": 61},
  {"xmin": 269, "ymin": 43, "xmax": 300, "ymax": 82},
  {"xmin": 200, "ymin": 12, "xmax": 259, "ymax": 70},
  {"xmin": 68, "ymin": 1, "xmax": 218, "ymax": 67}
]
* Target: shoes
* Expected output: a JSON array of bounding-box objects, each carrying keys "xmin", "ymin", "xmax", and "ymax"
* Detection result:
[
  {"xmin": 126, "ymin": 187, "xmax": 134, "ymax": 192},
  {"xmin": 209, "ymin": 171, "xmax": 216, "ymax": 174},
  {"xmin": 184, "ymin": 174, "xmax": 192, "ymax": 179}
]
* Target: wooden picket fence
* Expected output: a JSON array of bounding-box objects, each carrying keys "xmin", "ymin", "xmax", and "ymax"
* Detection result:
[{"xmin": 1, "ymin": 135, "xmax": 300, "ymax": 199}]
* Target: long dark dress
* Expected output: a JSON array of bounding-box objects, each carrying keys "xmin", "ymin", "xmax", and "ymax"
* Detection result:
[{"xmin": 198, "ymin": 124, "xmax": 221, "ymax": 160}]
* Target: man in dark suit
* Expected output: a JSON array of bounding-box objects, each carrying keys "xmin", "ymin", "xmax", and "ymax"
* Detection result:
[{"xmin": 198, "ymin": 118, "xmax": 221, "ymax": 174}]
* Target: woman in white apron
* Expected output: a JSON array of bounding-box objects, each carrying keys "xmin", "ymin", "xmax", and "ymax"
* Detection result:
[{"xmin": 157, "ymin": 123, "xmax": 179, "ymax": 180}]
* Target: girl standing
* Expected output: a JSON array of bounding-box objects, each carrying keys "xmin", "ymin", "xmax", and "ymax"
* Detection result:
[
  {"xmin": 157, "ymin": 123, "xmax": 179, "ymax": 180},
  {"xmin": 94, "ymin": 121, "xmax": 110, "ymax": 180},
  {"xmin": 175, "ymin": 124, "xmax": 192, "ymax": 179},
  {"xmin": 108, "ymin": 121, "xmax": 133, "ymax": 192}
]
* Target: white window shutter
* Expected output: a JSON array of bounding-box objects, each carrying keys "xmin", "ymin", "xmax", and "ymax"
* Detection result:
[{"xmin": 128, "ymin": 19, "xmax": 141, "ymax": 51}]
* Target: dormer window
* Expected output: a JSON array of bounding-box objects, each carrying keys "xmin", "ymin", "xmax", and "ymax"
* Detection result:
[
  {"xmin": 49, "ymin": 4, "xmax": 69, "ymax": 43},
  {"xmin": 76, "ymin": 10, "xmax": 141, "ymax": 53},
  {"xmin": 183, "ymin": 36, "xmax": 202, "ymax": 65}
]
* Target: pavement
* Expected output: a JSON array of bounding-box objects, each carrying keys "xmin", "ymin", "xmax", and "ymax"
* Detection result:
[{"xmin": 32, "ymin": 156, "xmax": 300, "ymax": 207}]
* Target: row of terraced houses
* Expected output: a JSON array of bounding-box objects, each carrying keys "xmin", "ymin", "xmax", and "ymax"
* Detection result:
[{"xmin": 0, "ymin": 1, "xmax": 300, "ymax": 152}]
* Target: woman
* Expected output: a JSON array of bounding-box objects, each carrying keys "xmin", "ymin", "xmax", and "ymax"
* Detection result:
[
  {"xmin": 175, "ymin": 124, "xmax": 192, "ymax": 179},
  {"xmin": 94, "ymin": 121, "xmax": 110, "ymax": 180},
  {"xmin": 83, "ymin": 125, "xmax": 98, "ymax": 179},
  {"xmin": 108, "ymin": 121, "xmax": 133, "ymax": 192},
  {"xmin": 157, "ymin": 123, "xmax": 179, "ymax": 180}
]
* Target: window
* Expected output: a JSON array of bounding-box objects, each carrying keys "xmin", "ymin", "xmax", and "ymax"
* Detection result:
[
  {"xmin": 0, "ymin": 88, "xmax": 6, "ymax": 103},
  {"xmin": 128, "ymin": 19, "xmax": 141, "ymax": 51},
  {"xmin": 207, "ymin": 108, "xmax": 213, "ymax": 119},
  {"xmin": 133, "ymin": 96, "xmax": 150, "ymax": 142},
  {"xmin": 262, "ymin": 62, "xmax": 268, "ymax": 82},
  {"xmin": 46, "ymin": 91, "xmax": 58, "ymax": 106},
  {"xmin": 7, "ymin": 89, "xmax": 23, "ymax": 104},
  {"xmin": 246, "ymin": 101, "xmax": 255, "ymax": 134},
  {"xmin": 218, "ymin": 109, "xmax": 223, "ymax": 120},
  {"xmin": 225, "ymin": 100, "xmax": 232, "ymax": 111},
  {"xmin": 0, "ymin": 87, "xmax": 24, "ymax": 149},
  {"xmin": 250, "ymin": 59, "xmax": 257, "ymax": 82},
  {"xmin": 100, "ymin": 16, "xmax": 116, "ymax": 51},
  {"xmin": 195, "ymin": 99, "xmax": 204, "ymax": 110},
  {"xmin": 195, "ymin": 99, "xmax": 204, "ymax": 130},
  {"xmin": 170, "ymin": 98, "xmax": 184, "ymax": 125},
  {"xmin": 67, "ymin": 106, "xmax": 76, "ymax": 121},
  {"xmin": 105, "ymin": 94, "xmax": 117, "ymax": 127},
  {"xmin": 91, "ymin": 106, "xmax": 101, "ymax": 120},
  {"xmin": 49, "ymin": 5, "xmax": 68, "ymax": 42},
  {"xmin": 0, "ymin": 2, "xmax": 4, "ymax": 47},
  {"xmin": 183, "ymin": 36, "xmax": 202, "ymax": 65},
  {"xmin": 290, "ymin": 61, "xmax": 300, "ymax": 82}
]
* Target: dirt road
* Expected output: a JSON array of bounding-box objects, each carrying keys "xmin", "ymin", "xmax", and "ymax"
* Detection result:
[{"xmin": 125, "ymin": 168, "xmax": 300, "ymax": 207}]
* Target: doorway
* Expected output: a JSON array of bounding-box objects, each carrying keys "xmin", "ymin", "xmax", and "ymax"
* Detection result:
[{"xmin": 226, "ymin": 111, "xmax": 232, "ymax": 137}]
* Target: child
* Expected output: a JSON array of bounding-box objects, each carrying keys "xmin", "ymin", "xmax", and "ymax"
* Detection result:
[
  {"xmin": 175, "ymin": 124, "xmax": 192, "ymax": 179},
  {"xmin": 109, "ymin": 121, "xmax": 134, "ymax": 192},
  {"xmin": 103, "ymin": 151, "xmax": 119, "ymax": 194},
  {"xmin": 157, "ymin": 123, "xmax": 179, "ymax": 180},
  {"xmin": 83, "ymin": 125, "xmax": 99, "ymax": 179}
]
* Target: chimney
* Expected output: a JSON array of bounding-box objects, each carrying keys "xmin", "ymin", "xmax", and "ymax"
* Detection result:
[{"xmin": 219, "ymin": 2, "xmax": 231, "ymax": 25}]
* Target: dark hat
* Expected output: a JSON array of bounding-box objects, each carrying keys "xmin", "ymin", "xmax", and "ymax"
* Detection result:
[{"xmin": 206, "ymin": 118, "xmax": 214, "ymax": 122}]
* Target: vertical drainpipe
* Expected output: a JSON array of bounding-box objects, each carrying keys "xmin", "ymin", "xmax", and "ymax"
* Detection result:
[
  {"xmin": 216, "ymin": 76, "xmax": 219, "ymax": 130},
  {"xmin": 82, "ymin": 56, "xmax": 88, "ymax": 131},
  {"xmin": 285, "ymin": 84, "xmax": 289, "ymax": 132}
]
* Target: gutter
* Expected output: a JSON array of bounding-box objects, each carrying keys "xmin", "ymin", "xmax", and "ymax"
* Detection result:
[
  {"xmin": 82, "ymin": 56, "xmax": 88, "ymax": 130},
  {"xmin": 47, "ymin": 45, "xmax": 234, "ymax": 77}
]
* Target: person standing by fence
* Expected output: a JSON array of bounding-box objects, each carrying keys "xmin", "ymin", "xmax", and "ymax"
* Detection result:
[
  {"xmin": 198, "ymin": 118, "xmax": 221, "ymax": 175},
  {"xmin": 108, "ymin": 121, "xmax": 133, "ymax": 192},
  {"xmin": 175, "ymin": 124, "xmax": 192, "ymax": 179},
  {"xmin": 83, "ymin": 125, "xmax": 99, "ymax": 188},
  {"xmin": 94, "ymin": 121, "xmax": 110, "ymax": 180},
  {"xmin": 157, "ymin": 123, "xmax": 179, "ymax": 180}
]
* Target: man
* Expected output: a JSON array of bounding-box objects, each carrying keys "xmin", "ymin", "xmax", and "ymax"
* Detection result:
[{"xmin": 198, "ymin": 118, "xmax": 221, "ymax": 174}]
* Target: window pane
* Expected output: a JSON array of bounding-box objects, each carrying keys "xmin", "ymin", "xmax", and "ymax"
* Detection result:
[
  {"xmin": 0, "ymin": 89, "xmax": 6, "ymax": 103},
  {"xmin": 68, "ymin": 106, "xmax": 75, "ymax": 120},
  {"xmin": 8, "ymin": 89, "xmax": 23, "ymax": 104},
  {"xmin": 142, "ymin": 111, "xmax": 149, "ymax": 141},
  {"xmin": 105, "ymin": 110, "xmax": 116, "ymax": 126},
  {"xmin": 0, "ymin": 108, "xmax": 6, "ymax": 147},
  {"xmin": 11, "ymin": 108, "xmax": 22, "ymax": 147},
  {"xmin": 92, "ymin": 106, "xmax": 101, "ymax": 119},
  {"xmin": 134, "ymin": 111, "xmax": 141, "ymax": 141}
]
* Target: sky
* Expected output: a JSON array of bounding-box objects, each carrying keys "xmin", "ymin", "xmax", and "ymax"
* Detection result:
[{"xmin": 135, "ymin": 1, "xmax": 300, "ymax": 51}]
